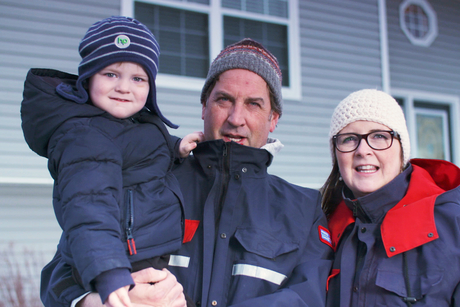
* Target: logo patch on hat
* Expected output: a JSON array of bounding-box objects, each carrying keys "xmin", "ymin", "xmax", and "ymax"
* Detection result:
[
  {"xmin": 115, "ymin": 34, "xmax": 130, "ymax": 49},
  {"xmin": 318, "ymin": 225, "xmax": 333, "ymax": 248}
]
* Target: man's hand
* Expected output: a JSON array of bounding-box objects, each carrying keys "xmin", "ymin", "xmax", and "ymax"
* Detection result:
[
  {"xmin": 105, "ymin": 285, "xmax": 133, "ymax": 307},
  {"xmin": 77, "ymin": 268, "xmax": 186, "ymax": 307},
  {"xmin": 179, "ymin": 132, "xmax": 204, "ymax": 158},
  {"xmin": 130, "ymin": 268, "xmax": 186, "ymax": 307}
]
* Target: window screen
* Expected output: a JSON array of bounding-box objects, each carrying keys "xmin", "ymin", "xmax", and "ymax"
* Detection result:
[
  {"xmin": 135, "ymin": 2, "xmax": 209, "ymax": 78},
  {"xmin": 222, "ymin": 0, "xmax": 288, "ymax": 18},
  {"xmin": 223, "ymin": 16, "xmax": 289, "ymax": 86}
]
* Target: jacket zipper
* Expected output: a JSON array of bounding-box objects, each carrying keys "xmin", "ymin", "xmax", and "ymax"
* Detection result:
[
  {"xmin": 126, "ymin": 189, "xmax": 137, "ymax": 255},
  {"xmin": 215, "ymin": 142, "xmax": 230, "ymax": 225}
]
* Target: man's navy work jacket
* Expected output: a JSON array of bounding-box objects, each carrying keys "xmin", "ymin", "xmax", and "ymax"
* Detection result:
[{"xmin": 170, "ymin": 140, "xmax": 333, "ymax": 307}]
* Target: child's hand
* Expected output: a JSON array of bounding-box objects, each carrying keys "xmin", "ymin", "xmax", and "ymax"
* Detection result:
[
  {"xmin": 179, "ymin": 131, "xmax": 204, "ymax": 158},
  {"xmin": 105, "ymin": 285, "xmax": 133, "ymax": 307}
]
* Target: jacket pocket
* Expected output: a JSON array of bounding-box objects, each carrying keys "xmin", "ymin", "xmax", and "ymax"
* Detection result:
[
  {"xmin": 234, "ymin": 226, "xmax": 299, "ymax": 259},
  {"xmin": 375, "ymin": 268, "xmax": 444, "ymax": 303},
  {"xmin": 227, "ymin": 227, "xmax": 299, "ymax": 304}
]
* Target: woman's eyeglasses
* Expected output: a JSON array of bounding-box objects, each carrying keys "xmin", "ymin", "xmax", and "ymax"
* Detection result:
[{"xmin": 333, "ymin": 130, "xmax": 400, "ymax": 153}]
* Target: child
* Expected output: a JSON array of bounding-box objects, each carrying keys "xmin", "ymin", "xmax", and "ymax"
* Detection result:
[{"xmin": 21, "ymin": 16, "xmax": 201, "ymax": 307}]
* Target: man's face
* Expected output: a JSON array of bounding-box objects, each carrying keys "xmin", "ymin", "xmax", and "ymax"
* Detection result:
[{"xmin": 201, "ymin": 69, "xmax": 279, "ymax": 148}]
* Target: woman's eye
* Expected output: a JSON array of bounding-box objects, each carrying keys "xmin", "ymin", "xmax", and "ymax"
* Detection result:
[
  {"xmin": 342, "ymin": 136, "xmax": 357, "ymax": 144},
  {"xmin": 372, "ymin": 133, "xmax": 389, "ymax": 140}
]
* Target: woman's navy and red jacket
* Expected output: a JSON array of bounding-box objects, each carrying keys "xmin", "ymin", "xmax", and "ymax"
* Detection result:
[
  {"xmin": 326, "ymin": 159, "xmax": 460, "ymax": 306},
  {"xmin": 21, "ymin": 69, "xmax": 184, "ymax": 302}
]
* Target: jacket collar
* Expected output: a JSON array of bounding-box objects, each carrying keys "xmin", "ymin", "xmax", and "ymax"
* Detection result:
[
  {"xmin": 329, "ymin": 159, "xmax": 460, "ymax": 256},
  {"xmin": 192, "ymin": 140, "xmax": 273, "ymax": 176}
]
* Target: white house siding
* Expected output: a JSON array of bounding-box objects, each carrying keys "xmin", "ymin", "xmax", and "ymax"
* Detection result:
[
  {"xmin": 0, "ymin": 0, "xmax": 387, "ymax": 259},
  {"xmin": 387, "ymin": 0, "xmax": 460, "ymax": 97},
  {"xmin": 269, "ymin": 0, "xmax": 384, "ymax": 187},
  {"xmin": 0, "ymin": 0, "xmax": 121, "ymax": 291}
]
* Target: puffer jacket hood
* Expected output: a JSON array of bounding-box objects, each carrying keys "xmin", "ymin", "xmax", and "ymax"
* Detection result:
[{"xmin": 21, "ymin": 68, "xmax": 105, "ymax": 158}]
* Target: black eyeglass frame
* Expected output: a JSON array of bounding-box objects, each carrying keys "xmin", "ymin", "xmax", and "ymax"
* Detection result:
[{"xmin": 332, "ymin": 130, "xmax": 400, "ymax": 153}]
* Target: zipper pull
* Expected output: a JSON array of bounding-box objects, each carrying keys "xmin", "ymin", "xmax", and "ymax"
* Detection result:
[
  {"xmin": 126, "ymin": 228, "xmax": 137, "ymax": 255},
  {"xmin": 126, "ymin": 189, "xmax": 137, "ymax": 255}
]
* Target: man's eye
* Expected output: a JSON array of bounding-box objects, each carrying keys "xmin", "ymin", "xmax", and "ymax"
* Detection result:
[{"xmin": 217, "ymin": 96, "xmax": 229, "ymax": 102}]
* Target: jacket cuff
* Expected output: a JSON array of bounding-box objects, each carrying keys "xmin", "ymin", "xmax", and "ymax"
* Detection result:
[{"xmin": 94, "ymin": 268, "xmax": 134, "ymax": 304}]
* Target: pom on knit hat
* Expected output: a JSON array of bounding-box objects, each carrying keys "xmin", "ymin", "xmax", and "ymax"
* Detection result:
[
  {"xmin": 329, "ymin": 89, "xmax": 411, "ymax": 166},
  {"xmin": 56, "ymin": 16, "xmax": 177, "ymax": 128},
  {"xmin": 201, "ymin": 38, "xmax": 283, "ymax": 116}
]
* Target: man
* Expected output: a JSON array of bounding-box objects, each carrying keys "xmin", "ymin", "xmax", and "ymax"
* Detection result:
[{"xmin": 41, "ymin": 38, "xmax": 333, "ymax": 307}]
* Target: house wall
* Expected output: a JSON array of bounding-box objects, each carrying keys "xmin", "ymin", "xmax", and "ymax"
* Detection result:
[
  {"xmin": 1, "ymin": 0, "xmax": 460, "ymax": 298},
  {"xmin": 0, "ymin": 0, "xmax": 387, "ymax": 261},
  {"xmin": 387, "ymin": 0, "xmax": 460, "ymax": 97}
]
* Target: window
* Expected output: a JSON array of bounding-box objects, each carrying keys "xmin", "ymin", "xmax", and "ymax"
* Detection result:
[
  {"xmin": 399, "ymin": 0, "xmax": 438, "ymax": 47},
  {"xmin": 394, "ymin": 91, "xmax": 459, "ymax": 163},
  {"xmin": 121, "ymin": 0, "xmax": 300, "ymax": 99},
  {"xmin": 415, "ymin": 105, "xmax": 450, "ymax": 160},
  {"xmin": 135, "ymin": 3, "xmax": 209, "ymax": 78}
]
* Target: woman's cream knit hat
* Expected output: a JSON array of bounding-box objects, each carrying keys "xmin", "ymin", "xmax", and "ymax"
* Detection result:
[{"xmin": 329, "ymin": 89, "xmax": 411, "ymax": 166}]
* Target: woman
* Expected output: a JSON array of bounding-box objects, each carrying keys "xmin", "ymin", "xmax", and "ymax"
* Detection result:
[{"xmin": 322, "ymin": 89, "xmax": 460, "ymax": 306}]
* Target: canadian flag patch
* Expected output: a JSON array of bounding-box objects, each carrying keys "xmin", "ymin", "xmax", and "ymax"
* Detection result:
[{"xmin": 318, "ymin": 225, "xmax": 333, "ymax": 248}]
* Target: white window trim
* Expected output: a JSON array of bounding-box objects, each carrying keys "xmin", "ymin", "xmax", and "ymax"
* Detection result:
[
  {"xmin": 121, "ymin": 0, "xmax": 301, "ymax": 101},
  {"xmin": 391, "ymin": 88, "xmax": 460, "ymax": 164},
  {"xmin": 399, "ymin": 0, "xmax": 438, "ymax": 47}
]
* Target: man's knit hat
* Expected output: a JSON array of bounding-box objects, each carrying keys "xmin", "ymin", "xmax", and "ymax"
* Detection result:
[
  {"xmin": 329, "ymin": 89, "xmax": 411, "ymax": 166},
  {"xmin": 200, "ymin": 38, "xmax": 283, "ymax": 116},
  {"xmin": 57, "ymin": 16, "xmax": 177, "ymax": 128}
]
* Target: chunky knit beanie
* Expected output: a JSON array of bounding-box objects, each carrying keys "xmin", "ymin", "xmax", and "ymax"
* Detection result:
[
  {"xmin": 201, "ymin": 38, "xmax": 283, "ymax": 116},
  {"xmin": 57, "ymin": 16, "xmax": 177, "ymax": 128},
  {"xmin": 329, "ymin": 89, "xmax": 411, "ymax": 166}
]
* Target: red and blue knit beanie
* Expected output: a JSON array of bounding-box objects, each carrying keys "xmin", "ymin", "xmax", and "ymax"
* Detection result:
[{"xmin": 201, "ymin": 38, "xmax": 283, "ymax": 117}]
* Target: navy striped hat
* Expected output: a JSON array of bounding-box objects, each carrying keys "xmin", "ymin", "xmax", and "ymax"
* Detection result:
[{"xmin": 57, "ymin": 16, "xmax": 177, "ymax": 128}]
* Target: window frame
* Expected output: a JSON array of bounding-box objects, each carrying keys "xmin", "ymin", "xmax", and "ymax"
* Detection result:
[
  {"xmin": 399, "ymin": 0, "xmax": 438, "ymax": 47},
  {"xmin": 392, "ymin": 88, "xmax": 460, "ymax": 164},
  {"xmin": 121, "ymin": 0, "xmax": 301, "ymax": 100}
]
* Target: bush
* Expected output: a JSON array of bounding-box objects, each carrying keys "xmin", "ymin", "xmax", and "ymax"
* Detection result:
[{"xmin": 0, "ymin": 243, "xmax": 44, "ymax": 307}]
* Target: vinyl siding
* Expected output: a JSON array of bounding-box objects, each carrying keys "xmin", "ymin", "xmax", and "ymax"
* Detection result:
[
  {"xmin": 269, "ymin": 0, "xmax": 384, "ymax": 187},
  {"xmin": 0, "ymin": 0, "xmax": 121, "ymax": 280},
  {"xmin": 387, "ymin": 0, "xmax": 460, "ymax": 97}
]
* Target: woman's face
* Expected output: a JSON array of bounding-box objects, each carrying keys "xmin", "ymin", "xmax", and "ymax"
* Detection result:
[{"xmin": 335, "ymin": 121, "xmax": 402, "ymax": 198}]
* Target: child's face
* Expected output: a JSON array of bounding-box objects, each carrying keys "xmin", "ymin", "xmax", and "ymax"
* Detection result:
[{"xmin": 88, "ymin": 62, "xmax": 149, "ymax": 119}]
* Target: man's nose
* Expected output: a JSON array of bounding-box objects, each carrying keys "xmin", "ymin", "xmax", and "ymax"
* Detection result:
[{"xmin": 227, "ymin": 103, "xmax": 246, "ymax": 127}]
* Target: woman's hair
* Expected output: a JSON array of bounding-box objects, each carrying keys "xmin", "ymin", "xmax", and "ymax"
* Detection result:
[{"xmin": 320, "ymin": 158, "xmax": 345, "ymax": 217}]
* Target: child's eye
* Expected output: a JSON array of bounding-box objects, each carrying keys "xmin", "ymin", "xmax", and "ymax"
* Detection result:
[
  {"xmin": 133, "ymin": 77, "xmax": 146, "ymax": 82},
  {"xmin": 105, "ymin": 72, "xmax": 116, "ymax": 78}
]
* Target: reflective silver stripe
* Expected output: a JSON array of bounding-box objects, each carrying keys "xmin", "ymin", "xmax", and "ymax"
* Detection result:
[
  {"xmin": 168, "ymin": 255, "xmax": 190, "ymax": 268},
  {"xmin": 232, "ymin": 264, "xmax": 287, "ymax": 285}
]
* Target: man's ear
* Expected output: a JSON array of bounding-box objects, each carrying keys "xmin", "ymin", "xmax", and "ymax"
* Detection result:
[
  {"xmin": 201, "ymin": 102, "xmax": 206, "ymax": 120},
  {"xmin": 269, "ymin": 111, "xmax": 280, "ymax": 133}
]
